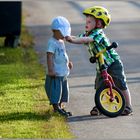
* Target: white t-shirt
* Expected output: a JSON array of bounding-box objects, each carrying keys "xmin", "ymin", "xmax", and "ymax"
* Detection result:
[{"xmin": 46, "ymin": 37, "xmax": 70, "ymax": 76}]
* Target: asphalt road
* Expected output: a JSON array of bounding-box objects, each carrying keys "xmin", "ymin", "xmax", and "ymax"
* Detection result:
[{"xmin": 23, "ymin": 0, "xmax": 140, "ymax": 139}]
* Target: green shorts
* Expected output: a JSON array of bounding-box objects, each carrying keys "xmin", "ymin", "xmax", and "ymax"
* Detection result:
[{"xmin": 95, "ymin": 60, "xmax": 128, "ymax": 91}]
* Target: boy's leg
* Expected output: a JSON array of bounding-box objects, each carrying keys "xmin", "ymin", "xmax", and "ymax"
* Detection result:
[
  {"xmin": 59, "ymin": 77, "xmax": 72, "ymax": 116},
  {"xmin": 45, "ymin": 76, "xmax": 69, "ymax": 116},
  {"xmin": 90, "ymin": 74, "xmax": 103, "ymax": 116},
  {"xmin": 45, "ymin": 75, "xmax": 53, "ymax": 102},
  {"xmin": 60, "ymin": 77, "xmax": 69, "ymax": 104},
  {"xmin": 121, "ymin": 89, "xmax": 132, "ymax": 107},
  {"xmin": 45, "ymin": 76, "xmax": 61, "ymax": 104},
  {"xmin": 121, "ymin": 89, "xmax": 133, "ymax": 115},
  {"xmin": 108, "ymin": 60, "xmax": 133, "ymax": 115},
  {"xmin": 111, "ymin": 75, "xmax": 133, "ymax": 109}
]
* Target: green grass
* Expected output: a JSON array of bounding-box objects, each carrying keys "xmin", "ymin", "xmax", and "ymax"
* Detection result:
[{"xmin": 0, "ymin": 26, "xmax": 73, "ymax": 138}]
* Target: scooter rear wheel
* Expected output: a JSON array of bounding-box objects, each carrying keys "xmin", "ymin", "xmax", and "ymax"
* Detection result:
[{"xmin": 95, "ymin": 85, "xmax": 125, "ymax": 117}]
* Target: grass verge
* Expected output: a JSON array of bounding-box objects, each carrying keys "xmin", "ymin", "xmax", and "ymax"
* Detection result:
[{"xmin": 0, "ymin": 26, "xmax": 73, "ymax": 138}]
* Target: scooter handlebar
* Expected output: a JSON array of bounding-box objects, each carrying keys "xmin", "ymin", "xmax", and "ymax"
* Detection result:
[
  {"xmin": 106, "ymin": 42, "xmax": 118, "ymax": 50},
  {"xmin": 89, "ymin": 42, "xmax": 118, "ymax": 64}
]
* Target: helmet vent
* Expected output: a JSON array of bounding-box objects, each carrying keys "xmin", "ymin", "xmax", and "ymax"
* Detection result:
[
  {"xmin": 104, "ymin": 12, "xmax": 107, "ymax": 15},
  {"xmin": 107, "ymin": 19, "xmax": 110, "ymax": 24},
  {"xmin": 91, "ymin": 9, "xmax": 96, "ymax": 13},
  {"xmin": 97, "ymin": 12, "xmax": 102, "ymax": 16}
]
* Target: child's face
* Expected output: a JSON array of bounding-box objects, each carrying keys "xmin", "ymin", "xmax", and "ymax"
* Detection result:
[
  {"xmin": 53, "ymin": 30, "xmax": 64, "ymax": 40},
  {"xmin": 85, "ymin": 15, "xmax": 96, "ymax": 32}
]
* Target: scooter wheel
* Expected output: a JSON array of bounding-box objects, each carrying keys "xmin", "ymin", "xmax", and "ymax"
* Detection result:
[{"xmin": 95, "ymin": 85, "xmax": 125, "ymax": 117}]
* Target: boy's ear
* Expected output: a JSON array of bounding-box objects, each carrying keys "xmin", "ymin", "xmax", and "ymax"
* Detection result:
[{"xmin": 96, "ymin": 19, "xmax": 103, "ymax": 28}]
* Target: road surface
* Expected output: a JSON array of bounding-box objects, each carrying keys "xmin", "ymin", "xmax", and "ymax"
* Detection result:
[{"xmin": 23, "ymin": 0, "xmax": 140, "ymax": 139}]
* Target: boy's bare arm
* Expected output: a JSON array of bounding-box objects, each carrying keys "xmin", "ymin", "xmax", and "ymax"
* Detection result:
[
  {"xmin": 66, "ymin": 36, "xmax": 93, "ymax": 44},
  {"xmin": 47, "ymin": 52, "xmax": 56, "ymax": 76}
]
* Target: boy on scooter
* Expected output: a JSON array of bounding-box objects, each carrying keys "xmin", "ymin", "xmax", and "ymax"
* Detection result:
[{"xmin": 66, "ymin": 6, "xmax": 132, "ymax": 115}]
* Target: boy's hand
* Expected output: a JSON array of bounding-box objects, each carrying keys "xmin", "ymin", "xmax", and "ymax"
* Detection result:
[
  {"xmin": 68, "ymin": 61, "xmax": 73, "ymax": 69},
  {"xmin": 48, "ymin": 70, "xmax": 56, "ymax": 77},
  {"xmin": 65, "ymin": 36, "xmax": 73, "ymax": 43}
]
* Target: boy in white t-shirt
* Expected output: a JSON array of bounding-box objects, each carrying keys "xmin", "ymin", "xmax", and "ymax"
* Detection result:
[{"xmin": 45, "ymin": 16, "xmax": 73, "ymax": 117}]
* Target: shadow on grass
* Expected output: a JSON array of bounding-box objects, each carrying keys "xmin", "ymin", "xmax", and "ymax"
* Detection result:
[{"xmin": 0, "ymin": 110, "xmax": 52, "ymax": 122}]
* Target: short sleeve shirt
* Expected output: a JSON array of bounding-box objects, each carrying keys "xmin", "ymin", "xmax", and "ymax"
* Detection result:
[{"xmin": 46, "ymin": 37, "xmax": 70, "ymax": 76}]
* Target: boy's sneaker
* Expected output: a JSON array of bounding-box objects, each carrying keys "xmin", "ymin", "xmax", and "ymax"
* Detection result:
[
  {"xmin": 62, "ymin": 109, "xmax": 72, "ymax": 116},
  {"xmin": 90, "ymin": 106, "xmax": 102, "ymax": 116},
  {"xmin": 121, "ymin": 106, "xmax": 133, "ymax": 116},
  {"xmin": 54, "ymin": 108, "xmax": 69, "ymax": 117}
]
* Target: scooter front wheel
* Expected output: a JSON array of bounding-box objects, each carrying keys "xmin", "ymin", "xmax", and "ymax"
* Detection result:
[{"xmin": 95, "ymin": 85, "xmax": 125, "ymax": 117}]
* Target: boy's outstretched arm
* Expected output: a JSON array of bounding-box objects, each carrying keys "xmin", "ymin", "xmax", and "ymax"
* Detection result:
[{"xmin": 65, "ymin": 36, "xmax": 93, "ymax": 44}]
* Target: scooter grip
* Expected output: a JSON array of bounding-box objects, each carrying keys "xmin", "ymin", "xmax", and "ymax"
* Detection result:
[{"xmin": 106, "ymin": 42, "xmax": 118, "ymax": 50}]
